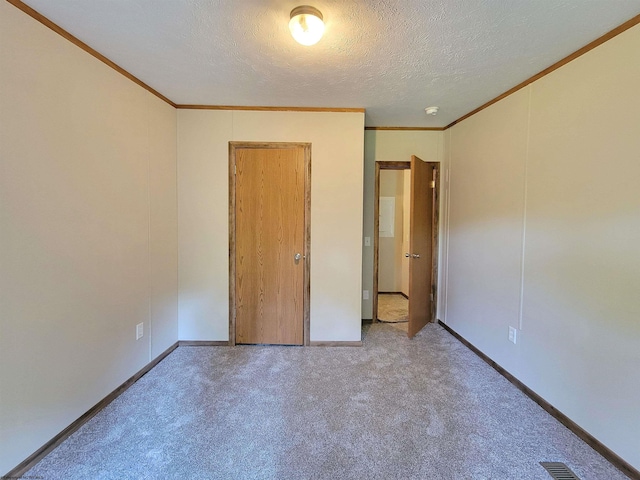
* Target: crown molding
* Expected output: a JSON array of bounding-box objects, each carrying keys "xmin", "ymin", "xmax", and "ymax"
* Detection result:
[
  {"xmin": 6, "ymin": 0, "xmax": 177, "ymax": 108},
  {"xmin": 446, "ymin": 13, "xmax": 640, "ymax": 130}
]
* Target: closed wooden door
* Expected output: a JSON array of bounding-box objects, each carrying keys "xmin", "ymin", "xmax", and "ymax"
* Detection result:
[
  {"xmin": 407, "ymin": 155, "xmax": 434, "ymax": 338},
  {"xmin": 231, "ymin": 143, "xmax": 309, "ymax": 345}
]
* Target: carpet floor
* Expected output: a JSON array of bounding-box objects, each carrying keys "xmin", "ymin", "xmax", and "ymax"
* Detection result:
[{"xmin": 26, "ymin": 323, "xmax": 626, "ymax": 479}]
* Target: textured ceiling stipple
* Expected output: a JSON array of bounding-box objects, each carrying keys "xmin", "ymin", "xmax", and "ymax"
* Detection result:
[{"xmin": 19, "ymin": 0, "xmax": 640, "ymax": 127}]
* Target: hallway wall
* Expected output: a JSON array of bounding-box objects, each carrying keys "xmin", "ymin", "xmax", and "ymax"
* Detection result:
[
  {"xmin": 363, "ymin": 131, "xmax": 445, "ymax": 319},
  {"xmin": 378, "ymin": 170, "xmax": 405, "ymax": 292}
]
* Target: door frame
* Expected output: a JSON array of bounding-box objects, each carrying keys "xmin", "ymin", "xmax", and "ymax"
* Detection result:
[
  {"xmin": 228, "ymin": 142, "xmax": 311, "ymax": 346},
  {"xmin": 373, "ymin": 160, "xmax": 440, "ymax": 324}
]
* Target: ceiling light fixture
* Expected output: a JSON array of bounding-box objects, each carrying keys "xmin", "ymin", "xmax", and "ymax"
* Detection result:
[
  {"xmin": 289, "ymin": 6, "xmax": 325, "ymax": 46},
  {"xmin": 425, "ymin": 106, "xmax": 439, "ymax": 116}
]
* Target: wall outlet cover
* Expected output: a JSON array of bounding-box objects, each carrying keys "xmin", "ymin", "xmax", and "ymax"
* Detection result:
[
  {"xmin": 508, "ymin": 326, "xmax": 517, "ymax": 344},
  {"xmin": 136, "ymin": 322, "xmax": 144, "ymax": 340},
  {"xmin": 363, "ymin": 290, "xmax": 369, "ymax": 300}
]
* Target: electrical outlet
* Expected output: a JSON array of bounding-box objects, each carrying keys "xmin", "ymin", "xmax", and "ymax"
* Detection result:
[
  {"xmin": 364, "ymin": 237, "xmax": 371, "ymax": 247},
  {"xmin": 508, "ymin": 326, "xmax": 517, "ymax": 344},
  {"xmin": 363, "ymin": 290, "xmax": 369, "ymax": 300},
  {"xmin": 136, "ymin": 322, "xmax": 144, "ymax": 340}
]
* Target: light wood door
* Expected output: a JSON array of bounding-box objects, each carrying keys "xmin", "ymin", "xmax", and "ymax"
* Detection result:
[
  {"xmin": 234, "ymin": 144, "xmax": 307, "ymax": 345},
  {"xmin": 407, "ymin": 155, "xmax": 434, "ymax": 338}
]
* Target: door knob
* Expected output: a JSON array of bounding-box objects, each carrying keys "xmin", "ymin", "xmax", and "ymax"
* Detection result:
[
  {"xmin": 405, "ymin": 253, "xmax": 420, "ymax": 258},
  {"xmin": 294, "ymin": 253, "xmax": 302, "ymax": 262},
  {"xmin": 405, "ymin": 253, "xmax": 410, "ymax": 258}
]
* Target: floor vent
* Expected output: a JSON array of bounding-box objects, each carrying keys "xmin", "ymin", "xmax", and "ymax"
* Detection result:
[{"xmin": 540, "ymin": 462, "xmax": 581, "ymax": 480}]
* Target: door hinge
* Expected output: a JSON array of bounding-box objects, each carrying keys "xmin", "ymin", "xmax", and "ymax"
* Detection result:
[
  {"xmin": 430, "ymin": 180, "xmax": 435, "ymax": 188},
  {"xmin": 234, "ymin": 165, "xmax": 237, "ymax": 175}
]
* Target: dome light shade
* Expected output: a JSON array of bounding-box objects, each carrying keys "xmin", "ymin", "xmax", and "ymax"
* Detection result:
[{"xmin": 289, "ymin": 6, "xmax": 324, "ymax": 46}]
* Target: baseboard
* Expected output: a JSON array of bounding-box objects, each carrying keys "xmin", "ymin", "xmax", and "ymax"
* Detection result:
[
  {"xmin": 378, "ymin": 291, "xmax": 409, "ymax": 299},
  {"xmin": 4, "ymin": 341, "xmax": 179, "ymax": 479},
  {"xmin": 180, "ymin": 339, "xmax": 362, "ymax": 347},
  {"xmin": 437, "ymin": 320, "xmax": 640, "ymax": 480},
  {"xmin": 309, "ymin": 341, "xmax": 362, "ymax": 347}
]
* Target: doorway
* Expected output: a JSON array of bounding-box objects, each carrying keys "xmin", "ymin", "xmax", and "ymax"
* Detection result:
[
  {"xmin": 229, "ymin": 142, "xmax": 311, "ymax": 346},
  {"xmin": 373, "ymin": 158, "xmax": 439, "ymax": 338},
  {"xmin": 377, "ymin": 166, "xmax": 411, "ymax": 332}
]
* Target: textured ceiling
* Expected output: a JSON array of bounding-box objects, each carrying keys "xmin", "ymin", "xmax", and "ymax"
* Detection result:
[{"xmin": 19, "ymin": 0, "xmax": 640, "ymax": 127}]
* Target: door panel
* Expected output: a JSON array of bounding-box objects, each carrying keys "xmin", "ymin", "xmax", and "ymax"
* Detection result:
[
  {"xmin": 408, "ymin": 155, "xmax": 434, "ymax": 338},
  {"xmin": 235, "ymin": 146, "xmax": 305, "ymax": 345}
]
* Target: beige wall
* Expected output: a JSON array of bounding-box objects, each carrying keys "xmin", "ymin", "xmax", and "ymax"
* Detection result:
[
  {"xmin": 445, "ymin": 24, "xmax": 640, "ymax": 469},
  {"xmin": 177, "ymin": 110, "xmax": 365, "ymax": 342},
  {"xmin": 378, "ymin": 170, "xmax": 405, "ymax": 292},
  {"xmin": 363, "ymin": 130, "xmax": 445, "ymax": 319},
  {"xmin": 8, "ymin": 0, "xmax": 639, "ymax": 472},
  {"xmin": 0, "ymin": 2, "xmax": 178, "ymax": 474}
]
